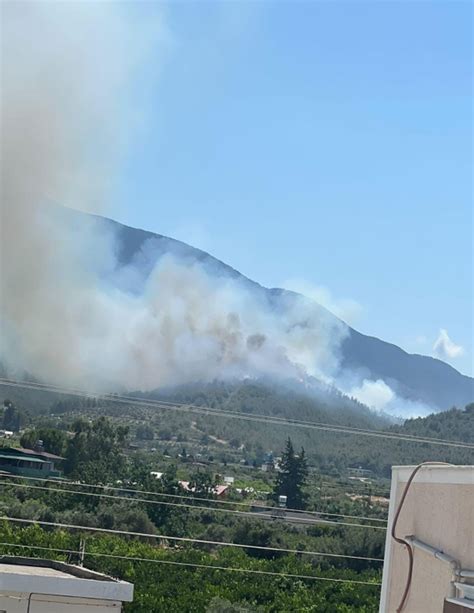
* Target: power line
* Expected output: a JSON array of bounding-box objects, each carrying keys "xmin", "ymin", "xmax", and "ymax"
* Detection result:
[
  {"xmin": 0, "ymin": 482, "xmax": 387, "ymax": 531},
  {"xmin": 6, "ymin": 376, "xmax": 473, "ymax": 448},
  {"xmin": 0, "ymin": 516, "xmax": 384, "ymax": 561},
  {"xmin": 1, "ymin": 377, "xmax": 473, "ymax": 449},
  {"xmin": 0, "ymin": 542, "xmax": 382, "ymax": 587},
  {"xmin": 1, "ymin": 593, "xmax": 119, "ymax": 609},
  {"xmin": 1, "ymin": 474, "xmax": 388, "ymax": 524}
]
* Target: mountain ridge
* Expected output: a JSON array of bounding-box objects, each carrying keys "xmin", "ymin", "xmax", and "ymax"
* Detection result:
[{"xmin": 65, "ymin": 210, "xmax": 474, "ymax": 412}]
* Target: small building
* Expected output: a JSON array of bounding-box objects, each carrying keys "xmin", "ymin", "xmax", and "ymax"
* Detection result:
[
  {"xmin": 149, "ymin": 472, "xmax": 229, "ymax": 497},
  {"xmin": 380, "ymin": 464, "xmax": 474, "ymax": 613},
  {"xmin": 179, "ymin": 480, "xmax": 229, "ymax": 498},
  {"xmin": 0, "ymin": 447, "xmax": 64, "ymax": 478},
  {"xmin": 348, "ymin": 466, "xmax": 373, "ymax": 477},
  {"xmin": 0, "ymin": 556, "xmax": 133, "ymax": 612},
  {"xmin": 261, "ymin": 462, "xmax": 274, "ymax": 473}
]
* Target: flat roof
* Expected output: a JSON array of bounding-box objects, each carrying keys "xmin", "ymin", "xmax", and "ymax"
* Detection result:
[
  {"xmin": 0, "ymin": 563, "xmax": 75, "ymax": 579},
  {"xmin": 392, "ymin": 464, "xmax": 474, "ymax": 485},
  {"xmin": 0, "ymin": 557, "xmax": 133, "ymax": 602}
]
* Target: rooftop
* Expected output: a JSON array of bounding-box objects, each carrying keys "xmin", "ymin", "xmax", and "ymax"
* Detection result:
[
  {"xmin": 0, "ymin": 557, "xmax": 133, "ymax": 602},
  {"xmin": 0, "ymin": 447, "xmax": 64, "ymax": 461}
]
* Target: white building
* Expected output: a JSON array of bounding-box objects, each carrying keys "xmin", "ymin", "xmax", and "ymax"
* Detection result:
[
  {"xmin": 0, "ymin": 556, "xmax": 134, "ymax": 612},
  {"xmin": 380, "ymin": 464, "xmax": 474, "ymax": 613}
]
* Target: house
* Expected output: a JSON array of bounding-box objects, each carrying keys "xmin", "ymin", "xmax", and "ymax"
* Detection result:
[
  {"xmin": 0, "ymin": 555, "xmax": 133, "ymax": 611},
  {"xmin": 179, "ymin": 480, "xmax": 229, "ymax": 498},
  {"xmin": 379, "ymin": 464, "xmax": 474, "ymax": 613},
  {"xmin": 149, "ymin": 472, "xmax": 229, "ymax": 497},
  {"xmin": 0, "ymin": 447, "xmax": 64, "ymax": 478}
]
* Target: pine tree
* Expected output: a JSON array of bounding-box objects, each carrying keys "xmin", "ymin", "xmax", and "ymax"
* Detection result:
[{"xmin": 273, "ymin": 437, "xmax": 308, "ymax": 509}]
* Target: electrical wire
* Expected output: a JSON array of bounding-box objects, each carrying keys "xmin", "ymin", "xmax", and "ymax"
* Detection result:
[
  {"xmin": 0, "ymin": 377, "xmax": 457, "ymax": 443},
  {"xmin": 1, "ymin": 377, "xmax": 473, "ymax": 449},
  {"xmin": 391, "ymin": 462, "xmax": 452, "ymax": 612},
  {"xmin": 1, "ymin": 593, "xmax": 119, "ymax": 608},
  {"xmin": 0, "ymin": 516, "xmax": 384, "ymax": 561},
  {"xmin": 0, "ymin": 542, "xmax": 382, "ymax": 586},
  {"xmin": 0, "ymin": 481, "xmax": 386, "ymax": 531},
  {"xmin": 0, "ymin": 474, "xmax": 388, "ymax": 525}
]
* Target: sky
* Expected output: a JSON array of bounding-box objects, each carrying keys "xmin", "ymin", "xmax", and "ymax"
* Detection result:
[{"xmin": 109, "ymin": 1, "xmax": 472, "ymax": 376}]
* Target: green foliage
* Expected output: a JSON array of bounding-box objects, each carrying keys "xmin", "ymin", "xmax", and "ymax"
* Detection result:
[
  {"xmin": 20, "ymin": 427, "xmax": 67, "ymax": 455},
  {"xmin": 64, "ymin": 417, "xmax": 129, "ymax": 482},
  {"xmin": 273, "ymin": 438, "xmax": 308, "ymax": 509},
  {"xmin": 136, "ymin": 424, "xmax": 154, "ymax": 440},
  {"xmin": 188, "ymin": 470, "xmax": 218, "ymax": 498},
  {"xmin": 206, "ymin": 597, "xmax": 261, "ymax": 612},
  {"xmin": 2, "ymin": 399, "xmax": 24, "ymax": 432},
  {"xmin": 0, "ymin": 523, "xmax": 382, "ymax": 612},
  {"xmin": 138, "ymin": 465, "xmax": 190, "ymax": 536}
]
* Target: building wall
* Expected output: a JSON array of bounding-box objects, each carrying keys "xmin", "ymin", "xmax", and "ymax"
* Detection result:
[
  {"xmin": 0, "ymin": 592, "xmax": 122, "ymax": 612},
  {"xmin": 380, "ymin": 466, "xmax": 474, "ymax": 613}
]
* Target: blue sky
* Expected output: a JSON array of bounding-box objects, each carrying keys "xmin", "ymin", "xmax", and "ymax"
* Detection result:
[{"xmin": 112, "ymin": 1, "xmax": 472, "ymax": 376}]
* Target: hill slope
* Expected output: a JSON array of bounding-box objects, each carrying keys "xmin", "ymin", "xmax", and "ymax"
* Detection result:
[{"xmin": 84, "ymin": 211, "xmax": 472, "ymax": 412}]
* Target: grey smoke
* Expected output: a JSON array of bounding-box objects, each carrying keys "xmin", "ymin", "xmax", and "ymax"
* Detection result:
[
  {"xmin": 0, "ymin": 2, "xmax": 346, "ymax": 392},
  {"xmin": 0, "ymin": 4, "xmax": 434, "ymax": 423}
]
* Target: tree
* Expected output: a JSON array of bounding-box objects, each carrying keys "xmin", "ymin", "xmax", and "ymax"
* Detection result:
[
  {"xmin": 64, "ymin": 417, "xmax": 129, "ymax": 482},
  {"xmin": 136, "ymin": 424, "xmax": 154, "ymax": 440},
  {"xmin": 273, "ymin": 437, "xmax": 308, "ymax": 510},
  {"xmin": 188, "ymin": 470, "xmax": 216, "ymax": 498},
  {"xmin": 141, "ymin": 464, "xmax": 189, "ymax": 535},
  {"xmin": 3, "ymin": 399, "xmax": 23, "ymax": 432},
  {"xmin": 206, "ymin": 597, "xmax": 257, "ymax": 612},
  {"xmin": 20, "ymin": 428, "xmax": 67, "ymax": 456}
]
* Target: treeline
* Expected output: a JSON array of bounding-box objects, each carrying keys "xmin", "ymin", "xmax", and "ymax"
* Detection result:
[
  {"xmin": 392, "ymin": 403, "xmax": 474, "ymax": 442},
  {"xmin": 3, "ymin": 384, "xmax": 473, "ymax": 476}
]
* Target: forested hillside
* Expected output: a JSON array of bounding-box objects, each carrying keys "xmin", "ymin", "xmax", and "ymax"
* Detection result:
[
  {"xmin": 393, "ymin": 403, "xmax": 474, "ymax": 442},
  {"xmin": 83, "ymin": 211, "xmax": 474, "ymax": 411},
  {"xmin": 2, "ymin": 381, "xmax": 472, "ymax": 477}
]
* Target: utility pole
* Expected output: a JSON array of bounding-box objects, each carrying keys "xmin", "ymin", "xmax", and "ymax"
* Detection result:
[{"xmin": 78, "ymin": 538, "xmax": 86, "ymax": 567}]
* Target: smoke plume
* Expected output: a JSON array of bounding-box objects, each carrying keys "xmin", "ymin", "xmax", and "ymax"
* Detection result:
[{"xmin": 0, "ymin": 2, "xmax": 346, "ymax": 391}]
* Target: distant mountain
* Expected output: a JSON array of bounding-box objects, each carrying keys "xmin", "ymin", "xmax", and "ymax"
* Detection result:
[{"xmin": 69, "ymin": 211, "xmax": 474, "ymax": 412}]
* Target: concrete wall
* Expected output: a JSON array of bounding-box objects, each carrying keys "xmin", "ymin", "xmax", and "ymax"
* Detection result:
[
  {"xmin": 0, "ymin": 592, "xmax": 122, "ymax": 612},
  {"xmin": 380, "ymin": 465, "xmax": 474, "ymax": 613}
]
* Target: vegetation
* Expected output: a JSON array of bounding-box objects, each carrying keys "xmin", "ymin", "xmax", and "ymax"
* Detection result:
[
  {"xmin": 2, "ymin": 399, "xmax": 23, "ymax": 432},
  {"xmin": 0, "ymin": 522, "xmax": 381, "ymax": 612},
  {"xmin": 273, "ymin": 438, "xmax": 308, "ymax": 509},
  {"xmin": 2, "ymin": 381, "xmax": 473, "ymax": 477},
  {"xmin": 0, "ymin": 383, "xmax": 472, "ymax": 611}
]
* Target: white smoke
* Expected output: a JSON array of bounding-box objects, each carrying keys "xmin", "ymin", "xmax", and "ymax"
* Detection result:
[
  {"xmin": 433, "ymin": 329, "xmax": 464, "ymax": 360},
  {"xmin": 348, "ymin": 377, "xmax": 433, "ymax": 418},
  {"xmin": 0, "ymin": 2, "xmax": 346, "ymax": 391},
  {"xmin": 349, "ymin": 378, "xmax": 395, "ymax": 411},
  {"xmin": 282, "ymin": 279, "xmax": 363, "ymax": 326}
]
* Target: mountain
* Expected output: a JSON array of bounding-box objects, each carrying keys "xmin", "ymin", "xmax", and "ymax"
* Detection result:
[{"xmin": 82, "ymin": 211, "xmax": 472, "ymax": 413}]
